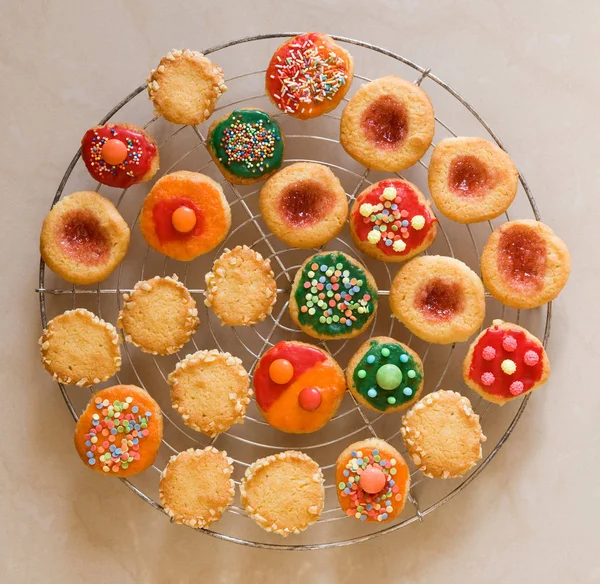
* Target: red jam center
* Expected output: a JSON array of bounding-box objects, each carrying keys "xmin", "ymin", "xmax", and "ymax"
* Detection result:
[
  {"xmin": 59, "ymin": 211, "xmax": 110, "ymax": 266},
  {"xmin": 361, "ymin": 96, "xmax": 408, "ymax": 149},
  {"xmin": 416, "ymin": 278, "xmax": 464, "ymax": 320},
  {"xmin": 152, "ymin": 198, "xmax": 204, "ymax": 244},
  {"xmin": 279, "ymin": 180, "xmax": 334, "ymax": 227},
  {"xmin": 448, "ymin": 155, "xmax": 490, "ymax": 196},
  {"xmin": 498, "ymin": 224, "xmax": 547, "ymax": 289}
]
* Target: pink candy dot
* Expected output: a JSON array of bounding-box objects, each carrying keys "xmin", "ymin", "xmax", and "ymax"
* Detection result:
[
  {"xmin": 481, "ymin": 372, "xmax": 495, "ymax": 386},
  {"xmin": 510, "ymin": 381, "xmax": 525, "ymax": 396},
  {"xmin": 524, "ymin": 350, "xmax": 539, "ymax": 366},
  {"xmin": 502, "ymin": 335, "xmax": 518, "ymax": 352},
  {"xmin": 482, "ymin": 346, "xmax": 496, "ymax": 361}
]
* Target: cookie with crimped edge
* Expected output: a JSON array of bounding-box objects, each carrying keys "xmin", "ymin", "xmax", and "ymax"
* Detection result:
[
  {"xmin": 463, "ymin": 319, "xmax": 550, "ymax": 405},
  {"xmin": 40, "ymin": 308, "xmax": 121, "ymax": 387},
  {"xmin": 481, "ymin": 219, "xmax": 570, "ymax": 309},
  {"xmin": 168, "ymin": 349, "xmax": 251, "ymax": 437},
  {"xmin": 240, "ymin": 451, "xmax": 324, "ymax": 536},
  {"xmin": 159, "ymin": 447, "xmax": 235, "ymax": 528},
  {"xmin": 428, "ymin": 137, "xmax": 518, "ymax": 224},
  {"xmin": 147, "ymin": 49, "xmax": 227, "ymax": 125},
  {"xmin": 204, "ymin": 245, "xmax": 277, "ymax": 326},
  {"xmin": 401, "ymin": 390, "xmax": 487, "ymax": 479},
  {"xmin": 335, "ymin": 438, "xmax": 410, "ymax": 523},
  {"xmin": 117, "ymin": 275, "xmax": 199, "ymax": 356},
  {"xmin": 390, "ymin": 255, "xmax": 486, "ymax": 344}
]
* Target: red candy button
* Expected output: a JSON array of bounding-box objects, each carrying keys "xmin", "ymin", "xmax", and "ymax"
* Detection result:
[
  {"xmin": 269, "ymin": 359, "xmax": 294, "ymax": 384},
  {"xmin": 171, "ymin": 206, "xmax": 197, "ymax": 233},
  {"xmin": 298, "ymin": 387, "xmax": 322, "ymax": 411},
  {"xmin": 359, "ymin": 465, "xmax": 386, "ymax": 494},
  {"xmin": 101, "ymin": 139, "xmax": 128, "ymax": 165}
]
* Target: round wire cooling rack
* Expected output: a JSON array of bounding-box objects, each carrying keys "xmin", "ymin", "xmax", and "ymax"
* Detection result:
[{"xmin": 37, "ymin": 33, "xmax": 552, "ymax": 550}]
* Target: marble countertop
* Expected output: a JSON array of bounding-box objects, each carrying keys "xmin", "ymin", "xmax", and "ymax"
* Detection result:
[{"xmin": 2, "ymin": 1, "xmax": 597, "ymax": 582}]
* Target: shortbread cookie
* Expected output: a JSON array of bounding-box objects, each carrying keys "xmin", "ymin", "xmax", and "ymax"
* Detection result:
[
  {"xmin": 401, "ymin": 390, "xmax": 486, "ymax": 479},
  {"xmin": 168, "ymin": 349, "xmax": 251, "ymax": 437},
  {"xmin": 117, "ymin": 275, "xmax": 199, "ymax": 355},
  {"xmin": 40, "ymin": 308, "xmax": 121, "ymax": 386},
  {"xmin": 204, "ymin": 245, "xmax": 277, "ymax": 326},
  {"xmin": 240, "ymin": 451, "xmax": 324, "ymax": 536}
]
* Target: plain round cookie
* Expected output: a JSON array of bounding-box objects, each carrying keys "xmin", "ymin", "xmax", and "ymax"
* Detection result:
[
  {"xmin": 335, "ymin": 438, "xmax": 410, "ymax": 523},
  {"xmin": 40, "ymin": 191, "xmax": 130, "ymax": 285},
  {"xmin": 346, "ymin": 336, "xmax": 424, "ymax": 413},
  {"xmin": 74, "ymin": 385, "xmax": 163, "ymax": 477},
  {"xmin": 481, "ymin": 219, "xmax": 571, "ymax": 308},
  {"xmin": 117, "ymin": 275, "xmax": 199, "ymax": 355},
  {"xmin": 147, "ymin": 49, "xmax": 227, "ymax": 125},
  {"xmin": 428, "ymin": 137, "xmax": 518, "ymax": 223},
  {"xmin": 204, "ymin": 245, "xmax": 277, "ymax": 326},
  {"xmin": 340, "ymin": 75, "xmax": 435, "ymax": 172},
  {"xmin": 401, "ymin": 390, "xmax": 486, "ymax": 479},
  {"xmin": 168, "ymin": 349, "xmax": 251, "ymax": 437},
  {"xmin": 259, "ymin": 163, "xmax": 348, "ymax": 248},
  {"xmin": 40, "ymin": 308, "xmax": 121, "ymax": 387},
  {"xmin": 159, "ymin": 447, "xmax": 235, "ymax": 528},
  {"xmin": 240, "ymin": 451, "xmax": 324, "ymax": 536},
  {"xmin": 390, "ymin": 255, "xmax": 486, "ymax": 344}
]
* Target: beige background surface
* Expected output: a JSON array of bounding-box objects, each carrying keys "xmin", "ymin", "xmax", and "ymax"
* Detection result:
[{"xmin": 1, "ymin": 1, "xmax": 598, "ymax": 582}]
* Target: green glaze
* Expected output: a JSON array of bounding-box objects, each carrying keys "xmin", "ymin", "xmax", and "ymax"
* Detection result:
[{"xmin": 209, "ymin": 109, "xmax": 283, "ymax": 179}]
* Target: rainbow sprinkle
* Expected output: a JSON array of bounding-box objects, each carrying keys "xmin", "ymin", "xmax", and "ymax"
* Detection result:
[{"xmin": 219, "ymin": 116, "xmax": 278, "ymax": 172}]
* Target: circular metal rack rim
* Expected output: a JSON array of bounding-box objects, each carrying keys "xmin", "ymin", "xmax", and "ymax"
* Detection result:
[{"xmin": 37, "ymin": 32, "xmax": 552, "ymax": 551}]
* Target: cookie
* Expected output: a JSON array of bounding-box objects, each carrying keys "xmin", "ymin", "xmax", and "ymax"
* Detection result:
[
  {"xmin": 289, "ymin": 251, "xmax": 378, "ymax": 340},
  {"xmin": 259, "ymin": 162, "xmax": 348, "ymax": 248},
  {"xmin": 266, "ymin": 32, "xmax": 354, "ymax": 119},
  {"xmin": 117, "ymin": 275, "xmax": 199, "ymax": 356},
  {"xmin": 350, "ymin": 178, "xmax": 438, "ymax": 262},
  {"xmin": 340, "ymin": 75, "xmax": 435, "ymax": 172},
  {"xmin": 481, "ymin": 219, "xmax": 570, "ymax": 309},
  {"xmin": 240, "ymin": 451, "xmax": 324, "ymax": 536},
  {"xmin": 204, "ymin": 245, "xmax": 277, "ymax": 326},
  {"xmin": 81, "ymin": 122, "xmax": 159, "ymax": 189},
  {"xmin": 401, "ymin": 390, "xmax": 486, "ymax": 479},
  {"xmin": 147, "ymin": 49, "xmax": 227, "ymax": 125},
  {"xmin": 40, "ymin": 191, "xmax": 130, "ymax": 285},
  {"xmin": 39, "ymin": 308, "xmax": 121, "ymax": 387},
  {"xmin": 159, "ymin": 447, "xmax": 235, "ymax": 528},
  {"xmin": 140, "ymin": 171, "xmax": 231, "ymax": 261},
  {"xmin": 207, "ymin": 108, "xmax": 284, "ymax": 185},
  {"xmin": 390, "ymin": 255, "xmax": 486, "ymax": 344},
  {"xmin": 428, "ymin": 137, "xmax": 518, "ymax": 223},
  {"xmin": 346, "ymin": 336, "xmax": 424, "ymax": 413},
  {"xmin": 74, "ymin": 384, "xmax": 163, "ymax": 477},
  {"xmin": 463, "ymin": 319, "xmax": 550, "ymax": 405},
  {"xmin": 335, "ymin": 438, "xmax": 410, "ymax": 523},
  {"xmin": 168, "ymin": 349, "xmax": 251, "ymax": 437},
  {"xmin": 253, "ymin": 341, "xmax": 346, "ymax": 434}
]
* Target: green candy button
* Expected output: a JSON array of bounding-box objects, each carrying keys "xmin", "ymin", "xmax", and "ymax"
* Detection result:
[{"xmin": 376, "ymin": 364, "xmax": 403, "ymax": 390}]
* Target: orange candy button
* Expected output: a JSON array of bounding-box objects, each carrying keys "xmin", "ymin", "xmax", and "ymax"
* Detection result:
[
  {"xmin": 101, "ymin": 139, "xmax": 128, "ymax": 165},
  {"xmin": 269, "ymin": 359, "xmax": 294, "ymax": 384},
  {"xmin": 171, "ymin": 206, "xmax": 197, "ymax": 233},
  {"xmin": 359, "ymin": 466, "xmax": 386, "ymax": 494}
]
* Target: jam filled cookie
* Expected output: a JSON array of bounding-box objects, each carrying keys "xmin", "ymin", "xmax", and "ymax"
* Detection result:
[
  {"xmin": 266, "ymin": 32, "xmax": 354, "ymax": 119},
  {"xmin": 40, "ymin": 308, "xmax": 121, "ymax": 387},
  {"xmin": 160, "ymin": 447, "xmax": 235, "ymax": 528},
  {"xmin": 346, "ymin": 336, "xmax": 424, "ymax": 413},
  {"xmin": 204, "ymin": 245, "xmax": 277, "ymax": 326},
  {"xmin": 401, "ymin": 390, "xmax": 486, "ymax": 479},
  {"xmin": 207, "ymin": 108, "xmax": 284, "ymax": 185},
  {"xmin": 147, "ymin": 49, "xmax": 227, "ymax": 125},
  {"xmin": 481, "ymin": 219, "xmax": 570, "ymax": 309},
  {"xmin": 463, "ymin": 319, "xmax": 550, "ymax": 404},
  {"xmin": 81, "ymin": 123, "xmax": 159, "ymax": 189},
  {"xmin": 253, "ymin": 341, "xmax": 346, "ymax": 434},
  {"xmin": 350, "ymin": 178, "xmax": 437, "ymax": 262},
  {"xmin": 428, "ymin": 137, "xmax": 518, "ymax": 223},
  {"xmin": 140, "ymin": 171, "xmax": 231, "ymax": 261},
  {"xmin": 340, "ymin": 75, "xmax": 435, "ymax": 172},
  {"xmin": 259, "ymin": 162, "xmax": 348, "ymax": 249},
  {"xmin": 168, "ymin": 349, "xmax": 251, "ymax": 437},
  {"xmin": 117, "ymin": 275, "xmax": 199, "ymax": 356},
  {"xmin": 240, "ymin": 451, "xmax": 324, "ymax": 536},
  {"xmin": 40, "ymin": 191, "xmax": 130, "ymax": 285},
  {"xmin": 289, "ymin": 251, "xmax": 378, "ymax": 340},
  {"xmin": 390, "ymin": 255, "xmax": 486, "ymax": 344},
  {"xmin": 336, "ymin": 438, "xmax": 410, "ymax": 523},
  {"xmin": 74, "ymin": 385, "xmax": 163, "ymax": 477}
]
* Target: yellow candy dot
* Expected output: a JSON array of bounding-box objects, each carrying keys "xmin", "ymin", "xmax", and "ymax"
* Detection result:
[
  {"xmin": 411, "ymin": 215, "xmax": 426, "ymax": 230},
  {"xmin": 501, "ymin": 359, "xmax": 517, "ymax": 375}
]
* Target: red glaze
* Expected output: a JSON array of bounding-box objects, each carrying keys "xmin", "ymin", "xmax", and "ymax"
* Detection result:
[
  {"xmin": 361, "ymin": 96, "xmax": 408, "ymax": 149},
  {"xmin": 59, "ymin": 210, "xmax": 109, "ymax": 265},
  {"xmin": 254, "ymin": 342, "xmax": 327, "ymax": 411},
  {"xmin": 298, "ymin": 387, "xmax": 322, "ymax": 411},
  {"xmin": 416, "ymin": 277, "xmax": 464, "ymax": 321},
  {"xmin": 498, "ymin": 224, "xmax": 547, "ymax": 290},
  {"xmin": 448, "ymin": 155, "xmax": 490, "ymax": 196},
  {"xmin": 81, "ymin": 124, "xmax": 157, "ymax": 188},
  {"xmin": 468, "ymin": 325, "xmax": 544, "ymax": 399},
  {"xmin": 279, "ymin": 181, "xmax": 334, "ymax": 227},
  {"xmin": 152, "ymin": 198, "xmax": 204, "ymax": 244}
]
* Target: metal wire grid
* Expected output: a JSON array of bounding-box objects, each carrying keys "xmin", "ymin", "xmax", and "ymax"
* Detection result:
[{"xmin": 37, "ymin": 34, "xmax": 551, "ymax": 550}]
